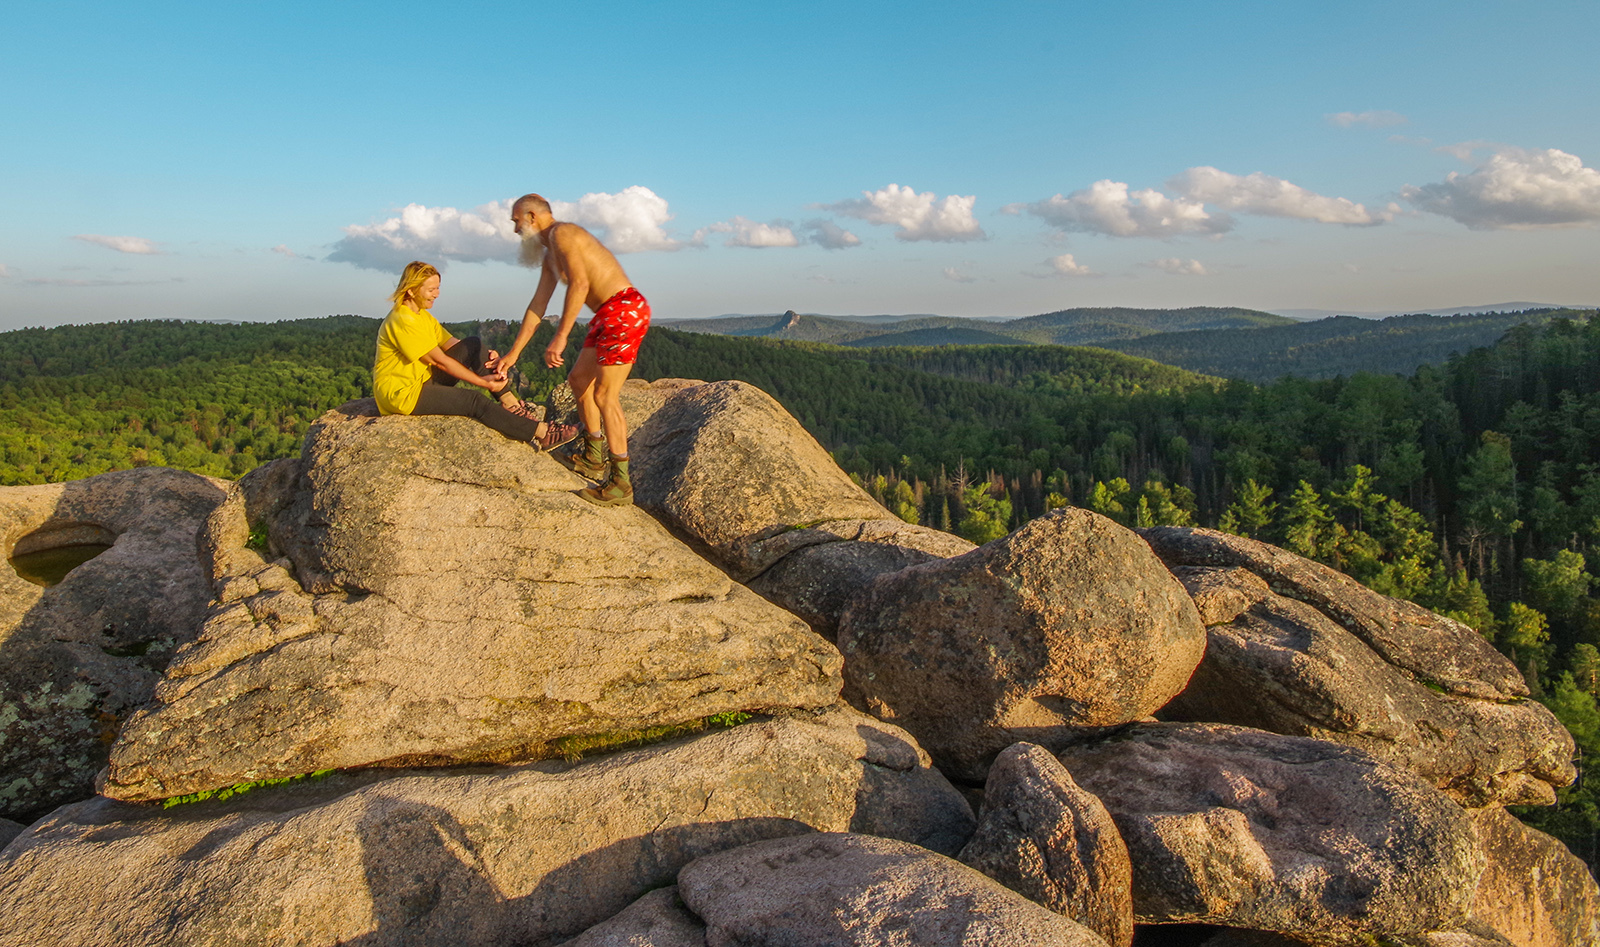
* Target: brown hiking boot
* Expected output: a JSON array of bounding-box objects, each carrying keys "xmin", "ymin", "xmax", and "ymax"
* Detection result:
[
  {"xmin": 580, "ymin": 458, "xmax": 632, "ymax": 507},
  {"xmin": 572, "ymin": 435, "xmax": 609, "ymax": 480}
]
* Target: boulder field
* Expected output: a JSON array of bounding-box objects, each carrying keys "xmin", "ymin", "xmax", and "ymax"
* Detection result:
[{"xmin": 0, "ymin": 376, "xmax": 1591, "ymax": 946}]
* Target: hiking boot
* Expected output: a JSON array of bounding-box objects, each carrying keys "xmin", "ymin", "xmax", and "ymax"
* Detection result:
[
  {"xmin": 580, "ymin": 464, "xmax": 633, "ymax": 507},
  {"xmin": 572, "ymin": 434, "xmax": 609, "ymax": 480}
]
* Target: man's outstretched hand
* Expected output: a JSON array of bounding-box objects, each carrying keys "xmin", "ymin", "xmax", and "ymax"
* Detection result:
[{"xmin": 544, "ymin": 333, "xmax": 569, "ymax": 369}]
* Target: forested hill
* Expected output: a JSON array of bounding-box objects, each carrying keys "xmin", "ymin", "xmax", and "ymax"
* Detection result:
[
  {"xmin": 665, "ymin": 305, "xmax": 1291, "ymax": 347},
  {"xmin": 1099, "ymin": 308, "xmax": 1597, "ymax": 381}
]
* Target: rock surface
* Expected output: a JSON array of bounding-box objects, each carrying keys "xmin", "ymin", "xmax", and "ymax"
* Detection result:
[
  {"xmin": 0, "ymin": 820, "xmax": 21, "ymax": 851},
  {"xmin": 0, "ymin": 708, "xmax": 974, "ymax": 947},
  {"xmin": 958, "ymin": 743, "xmax": 1134, "ymax": 946},
  {"xmin": 0, "ymin": 467, "xmax": 226, "ymax": 819},
  {"xmin": 1139, "ymin": 527, "xmax": 1525, "ymax": 701},
  {"xmin": 677, "ymin": 832, "xmax": 1111, "ymax": 946},
  {"xmin": 748, "ymin": 520, "xmax": 975, "ymax": 640},
  {"xmin": 840, "ymin": 508, "xmax": 1206, "ymax": 780},
  {"xmin": 563, "ymin": 887, "xmax": 707, "ymax": 947},
  {"xmin": 1057, "ymin": 723, "xmax": 1484, "ymax": 942},
  {"xmin": 102, "ymin": 404, "xmax": 842, "ymax": 802},
  {"xmin": 1159, "ymin": 563, "xmax": 1573, "ymax": 806},
  {"xmin": 628, "ymin": 380, "xmax": 963, "ymax": 580},
  {"xmin": 1466, "ymin": 805, "xmax": 1600, "ymax": 947}
]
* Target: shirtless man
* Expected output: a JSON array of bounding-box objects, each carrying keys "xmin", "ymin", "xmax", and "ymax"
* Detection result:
[{"xmin": 494, "ymin": 193, "xmax": 651, "ymax": 506}]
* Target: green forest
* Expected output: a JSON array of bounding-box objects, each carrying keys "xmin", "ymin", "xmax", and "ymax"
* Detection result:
[{"xmin": 5, "ymin": 312, "xmax": 1600, "ymax": 865}]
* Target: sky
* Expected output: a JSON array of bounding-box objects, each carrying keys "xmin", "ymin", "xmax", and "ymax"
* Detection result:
[{"xmin": 3, "ymin": 0, "xmax": 1598, "ymax": 331}]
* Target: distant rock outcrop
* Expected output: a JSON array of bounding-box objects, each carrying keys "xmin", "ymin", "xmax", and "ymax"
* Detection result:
[
  {"xmin": 1058, "ymin": 723, "xmax": 1483, "ymax": 941},
  {"xmin": 0, "ymin": 468, "xmax": 226, "ymax": 819},
  {"xmin": 101, "ymin": 402, "xmax": 840, "ymax": 802},
  {"xmin": 1142, "ymin": 528, "xmax": 1574, "ymax": 806},
  {"xmin": 839, "ymin": 508, "xmax": 1206, "ymax": 780},
  {"xmin": 0, "ymin": 708, "xmax": 972, "ymax": 947}
]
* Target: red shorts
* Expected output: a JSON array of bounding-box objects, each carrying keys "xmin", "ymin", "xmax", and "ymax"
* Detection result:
[{"xmin": 583, "ymin": 287, "xmax": 651, "ymax": 366}]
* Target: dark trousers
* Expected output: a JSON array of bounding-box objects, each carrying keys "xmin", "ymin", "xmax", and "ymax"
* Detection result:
[{"xmin": 410, "ymin": 337, "xmax": 541, "ymax": 442}]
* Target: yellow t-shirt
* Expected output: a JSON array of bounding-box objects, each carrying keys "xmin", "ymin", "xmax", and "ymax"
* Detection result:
[{"xmin": 372, "ymin": 303, "xmax": 450, "ymax": 415}]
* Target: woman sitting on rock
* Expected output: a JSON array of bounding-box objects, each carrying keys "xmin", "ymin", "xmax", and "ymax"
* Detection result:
[{"xmin": 373, "ymin": 260, "xmax": 577, "ymax": 449}]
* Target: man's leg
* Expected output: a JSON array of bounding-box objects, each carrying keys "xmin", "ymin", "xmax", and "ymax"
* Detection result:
[
  {"xmin": 565, "ymin": 348, "xmax": 610, "ymax": 479},
  {"xmin": 576, "ymin": 356, "xmax": 637, "ymax": 506}
]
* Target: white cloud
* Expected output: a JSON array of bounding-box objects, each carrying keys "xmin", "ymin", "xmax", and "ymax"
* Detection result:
[
  {"xmin": 554, "ymin": 186, "xmax": 680, "ymax": 253},
  {"xmin": 825, "ymin": 184, "xmax": 985, "ymax": 242},
  {"xmin": 802, "ymin": 219, "xmax": 861, "ymax": 249},
  {"xmin": 941, "ymin": 266, "xmax": 978, "ymax": 283},
  {"xmin": 1437, "ymin": 140, "xmax": 1498, "ymax": 162},
  {"xmin": 1047, "ymin": 254, "xmax": 1095, "ymax": 276},
  {"xmin": 1403, "ymin": 147, "xmax": 1600, "ymax": 229},
  {"xmin": 1145, "ymin": 257, "xmax": 1209, "ymax": 276},
  {"xmin": 1326, "ymin": 110, "xmax": 1407, "ymax": 128},
  {"xmin": 271, "ymin": 244, "xmax": 314, "ymax": 260},
  {"xmin": 328, "ymin": 187, "xmax": 680, "ymax": 271},
  {"xmin": 0, "ymin": 264, "xmax": 9, "ymax": 279},
  {"xmin": 74, "ymin": 234, "xmax": 159, "ymax": 254},
  {"xmin": 1007, "ymin": 180, "xmax": 1231, "ymax": 238},
  {"xmin": 693, "ymin": 216, "xmax": 799, "ymax": 248},
  {"xmin": 328, "ymin": 201, "xmax": 518, "ymax": 270},
  {"xmin": 1169, "ymin": 167, "xmax": 1394, "ymax": 226}
]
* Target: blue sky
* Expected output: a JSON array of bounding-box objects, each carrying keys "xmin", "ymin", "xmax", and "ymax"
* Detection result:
[{"xmin": 3, "ymin": 0, "xmax": 1598, "ymax": 330}]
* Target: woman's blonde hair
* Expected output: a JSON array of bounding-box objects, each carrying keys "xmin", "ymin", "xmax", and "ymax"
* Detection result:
[{"xmin": 389, "ymin": 261, "xmax": 441, "ymax": 306}]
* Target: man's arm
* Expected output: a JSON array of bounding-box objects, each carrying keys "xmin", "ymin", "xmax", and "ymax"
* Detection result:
[
  {"xmin": 499, "ymin": 264, "xmax": 560, "ymax": 370},
  {"xmin": 420, "ymin": 345, "xmax": 505, "ymax": 389},
  {"xmin": 544, "ymin": 235, "xmax": 590, "ymax": 369}
]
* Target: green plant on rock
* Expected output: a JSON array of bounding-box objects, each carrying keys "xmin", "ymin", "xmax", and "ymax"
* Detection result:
[{"xmin": 163, "ymin": 769, "xmax": 335, "ymax": 808}]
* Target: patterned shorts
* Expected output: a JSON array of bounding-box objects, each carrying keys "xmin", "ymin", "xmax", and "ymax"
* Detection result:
[{"xmin": 583, "ymin": 287, "xmax": 651, "ymax": 366}]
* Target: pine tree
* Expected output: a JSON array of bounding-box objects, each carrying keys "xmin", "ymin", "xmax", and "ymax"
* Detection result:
[{"xmin": 1220, "ymin": 479, "xmax": 1276, "ymax": 539}]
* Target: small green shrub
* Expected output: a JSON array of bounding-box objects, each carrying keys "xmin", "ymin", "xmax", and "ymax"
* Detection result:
[{"xmin": 162, "ymin": 769, "xmax": 335, "ymax": 808}]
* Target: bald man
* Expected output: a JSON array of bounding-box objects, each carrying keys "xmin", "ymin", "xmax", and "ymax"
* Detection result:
[{"xmin": 495, "ymin": 193, "xmax": 652, "ymax": 507}]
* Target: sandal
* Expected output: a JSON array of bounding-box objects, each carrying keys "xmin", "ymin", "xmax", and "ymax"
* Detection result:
[
  {"xmin": 503, "ymin": 399, "xmax": 541, "ymax": 421},
  {"xmin": 537, "ymin": 421, "xmax": 580, "ymax": 452}
]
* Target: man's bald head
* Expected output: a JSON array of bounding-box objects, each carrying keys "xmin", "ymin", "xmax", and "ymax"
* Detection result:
[{"xmin": 514, "ymin": 193, "xmax": 551, "ymax": 217}]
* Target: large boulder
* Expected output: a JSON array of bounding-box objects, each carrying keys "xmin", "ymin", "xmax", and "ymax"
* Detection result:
[
  {"xmin": 101, "ymin": 403, "xmax": 842, "ymax": 802},
  {"xmin": 676, "ymin": 832, "xmax": 1111, "ymax": 946},
  {"xmin": 1056, "ymin": 723, "xmax": 1484, "ymax": 943},
  {"xmin": 0, "ymin": 467, "xmax": 226, "ymax": 819},
  {"xmin": 1138, "ymin": 528, "xmax": 1525, "ymax": 700},
  {"xmin": 958, "ymin": 742, "xmax": 1134, "ymax": 946},
  {"xmin": 0, "ymin": 707, "xmax": 974, "ymax": 947},
  {"xmin": 628, "ymin": 379, "xmax": 966, "ymax": 581},
  {"xmin": 1146, "ymin": 540, "xmax": 1573, "ymax": 806},
  {"xmin": 563, "ymin": 887, "xmax": 707, "ymax": 947},
  {"xmin": 748, "ymin": 520, "xmax": 975, "ymax": 640},
  {"xmin": 839, "ymin": 507, "xmax": 1207, "ymax": 780},
  {"xmin": 1465, "ymin": 805, "xmax": 1600, "ymax": 947}
]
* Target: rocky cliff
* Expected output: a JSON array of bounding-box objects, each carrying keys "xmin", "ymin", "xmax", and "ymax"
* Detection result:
[{"xmin": 0, "ymin": 377, "xmax": 1591, "ymax": 947}]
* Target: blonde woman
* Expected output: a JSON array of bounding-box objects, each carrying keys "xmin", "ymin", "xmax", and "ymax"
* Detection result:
[{"xmin": 373, "ymin": 261, "xmax": 576, "ymax": 449}]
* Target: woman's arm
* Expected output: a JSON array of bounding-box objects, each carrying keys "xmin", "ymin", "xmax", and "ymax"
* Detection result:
[{"xmin": 420, "ymin": 345, "xmax": 504, "ymax": 389}]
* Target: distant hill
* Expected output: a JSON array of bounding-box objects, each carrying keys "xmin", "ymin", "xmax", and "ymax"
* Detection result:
[
  {"xmin": 1269, "ymin": 302, "xmax": 1596, "ymax": 321},
  {"xmin": 665, "ymin": 306, "xmax": 1292, "ymax": 348},
  {"xmin": 1098, "ymin": 308, "xmax": 1597, "ymax": 381}
]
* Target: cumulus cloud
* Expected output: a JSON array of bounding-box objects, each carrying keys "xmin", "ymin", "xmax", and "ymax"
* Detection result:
[
  {"xmin": 328, "ymin": 201, "xmax": 519, "ymax": 270},
  {"xmin": 802, "ymin": 219, "xmax": 861, "ymax": 249},
  {"xmin": 942, "ymin": 266, "xmax": 978, "ymax": 283},
  {"xmin": 1169, "ymin": 167, "xmax": 1395, "ymax": 226},
  {"xmin": 1403, "ymin": 147, "xmax": 1600, "ymax": 229},
  {"xmin": 692, "ymin": 217, "xmax": 800, "ymax": 248},
  {"xmin": 1007, "ymin": 180, "xmax": 1231, "ymax": 238},
  {"xmin": 329, "ymin": 187, "xmax": 680, "ymax": 271},
  {"xmin": 1326, "ymin": 110, "xmax": 1407, "ymax": 128},
  {"xmin": 1047, "ymin": 254, "xmax": 1095, "ymax": 276},
  {"xmin": 824, "ymin": 184, "xmax": 985, "ymax": 242},
  {"xmin": 1145, "ymin": 257, "xmax": 1209, "ymax": 276},
  {"xmin": 74, "ymin": 234, "xmax": 159, "ymax": 254},
  {"xmin": 555, "ymin": 186, "xmax": 680, "ymax": 253}
]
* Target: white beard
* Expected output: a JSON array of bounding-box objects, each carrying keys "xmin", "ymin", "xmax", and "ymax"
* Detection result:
[{"xmin": 518, "ymin": 235, "xmax": 546, "ymax": 269}]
